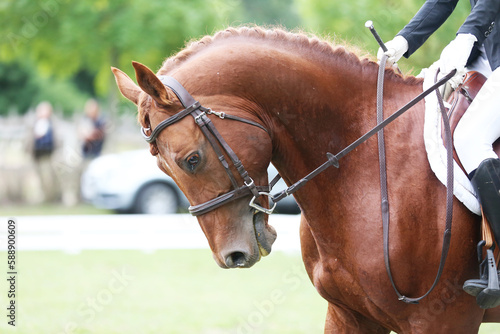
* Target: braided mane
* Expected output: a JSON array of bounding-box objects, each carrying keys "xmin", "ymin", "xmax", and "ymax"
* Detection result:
[
  {"xmin": 159, "ymin": 27, "xmax": 418, "ymax": 84},
  {"xmin": 162, "ymin": 27, "xmax": 362, "ymax": 67}
]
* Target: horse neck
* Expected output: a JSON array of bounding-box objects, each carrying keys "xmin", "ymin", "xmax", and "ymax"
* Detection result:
[
  {"xmin": 265, "ymin": 69, "xmax": 426, "ymax": 242},
  {"xmin": 262, "ymin": 62, "xmax": 423, "ymax": 190}
]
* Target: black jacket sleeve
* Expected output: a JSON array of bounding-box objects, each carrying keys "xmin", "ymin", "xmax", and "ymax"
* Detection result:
[
  {"xmin": 397, "ymin": 0, "xmax": 459, "ymax": 58},
  {"xmin": 458, "ymin": 0, "xmax": 500, "ymax": 45}
]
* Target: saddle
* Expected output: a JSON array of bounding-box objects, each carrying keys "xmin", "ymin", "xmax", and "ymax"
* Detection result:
[{"xmin": 441, "ymin": 71, "xmax": 500, "ymax": 172}]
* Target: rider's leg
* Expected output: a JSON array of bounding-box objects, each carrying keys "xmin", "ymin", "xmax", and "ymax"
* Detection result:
[
  {"xmin": 455, "ymin": 67, "xmax": 500, "ymax": 308},
  {"xmin": 454, "ymin": 67, "xmax": 500, "ymax": 175}
]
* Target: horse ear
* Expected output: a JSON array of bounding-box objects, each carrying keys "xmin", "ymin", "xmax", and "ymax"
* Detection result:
[
  {"xmin": 132, "ymin": 61, "xmax": 172, "ymax": 106},
  {"xmin": 111, "ymin": 67, "xmax": 142, "ymax": 105}
]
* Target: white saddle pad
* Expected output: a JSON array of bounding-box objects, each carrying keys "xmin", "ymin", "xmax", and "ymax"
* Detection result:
[{"xmin": 421, "ymin": 64, "xmax": 481, "ymax": 215}]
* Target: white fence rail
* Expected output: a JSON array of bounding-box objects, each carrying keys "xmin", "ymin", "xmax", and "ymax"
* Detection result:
[{"xmin": 0, "ymin": 214, "xmax": 301, "ymax": 253}]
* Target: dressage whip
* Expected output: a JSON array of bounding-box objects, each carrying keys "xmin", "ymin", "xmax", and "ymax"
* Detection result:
[{"xmin": 365, "ymin": 20, "xmax": 388, "ymax": 52}]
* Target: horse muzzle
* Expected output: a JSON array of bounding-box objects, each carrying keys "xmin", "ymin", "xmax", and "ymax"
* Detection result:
[{"xmin": 218, "ymin": 212, "xmax": 277, "ymax": 269}]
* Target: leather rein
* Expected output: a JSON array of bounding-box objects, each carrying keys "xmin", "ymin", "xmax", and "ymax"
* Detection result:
[
  {"xmin": 377, "ymin": 56, "xmax": 455, "ymax": 304},
  {"xmin": 142, "ymin": 76, "xmax": 274, "ymax": 216}
]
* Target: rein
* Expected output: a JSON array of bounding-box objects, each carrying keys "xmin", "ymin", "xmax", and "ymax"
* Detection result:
[{"xmin": 377, "ymin": 55, "xmax": 455, "ymax": 304}]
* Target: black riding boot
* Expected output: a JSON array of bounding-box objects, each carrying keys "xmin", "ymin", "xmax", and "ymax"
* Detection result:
[{"xmin": 463, "ymin": 158, "xmax": 500, "ymax": 309}]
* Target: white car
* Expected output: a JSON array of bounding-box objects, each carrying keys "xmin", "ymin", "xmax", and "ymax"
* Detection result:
[{"xmin": 81, "ymin": 150, "xmax": 300, "ymax": 214}]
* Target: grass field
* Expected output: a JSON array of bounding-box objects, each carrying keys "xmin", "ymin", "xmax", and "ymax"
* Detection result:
[
  {"xmin": 0, "ymin": 249, "xmax": 499, "ymax": 333},
  {"xmin": 0, "ymin": 249, "xmax": 327, "ymax": 334}
]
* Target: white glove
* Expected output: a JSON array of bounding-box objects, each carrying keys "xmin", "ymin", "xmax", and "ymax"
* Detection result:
[
  {"xmin": 439, "ymin": 33, "xmax": 477, "ymax": 76},
  {"xmin": 377, "ymin": 35, "xmax": 408, "ymax": 66}
]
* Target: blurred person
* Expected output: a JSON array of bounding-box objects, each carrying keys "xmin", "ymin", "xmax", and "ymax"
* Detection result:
[
  {"xmin": 378, "ymin": 0, "xmax": 500, "ymax": 308},
  {"xmin": 30, "ymin": 101, "xmax": 60, "ymax": 203},
  {"xmin": 81, "ymin": 98, "xmax": 106, "ymax": 159},
  {"xmin": 73, "ymin": 99, "xmax": 107, "ymax": 203}
]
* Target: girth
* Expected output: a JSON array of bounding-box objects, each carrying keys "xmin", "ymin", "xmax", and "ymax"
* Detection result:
[{"xmin": 142, "ymin": 76, "xmax": 272, "ymax": 216}]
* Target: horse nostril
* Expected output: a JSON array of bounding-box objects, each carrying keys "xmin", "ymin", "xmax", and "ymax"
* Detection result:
[{"xmin": 225, "ymin": 251, "xmax": 247, "ymax": 268}]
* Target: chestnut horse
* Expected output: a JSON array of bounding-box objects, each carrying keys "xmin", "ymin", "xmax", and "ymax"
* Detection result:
[{"xmin": 112, "ymin": 27, "xmax": 500, "ymax": 333}]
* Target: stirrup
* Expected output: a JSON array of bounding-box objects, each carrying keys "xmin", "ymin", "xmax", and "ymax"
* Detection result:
[
  {"xmin": 464, "ymin": 241, "xmax": 489, "ymax": 297},
  {"xmin": 476, "ymin": 248, "xmax": 500, "ymax": 309}
]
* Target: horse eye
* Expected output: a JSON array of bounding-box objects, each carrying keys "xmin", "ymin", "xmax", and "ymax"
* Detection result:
[{"xmin": 186, "ymin": 153, "xmax": 200, "ymax": 171}]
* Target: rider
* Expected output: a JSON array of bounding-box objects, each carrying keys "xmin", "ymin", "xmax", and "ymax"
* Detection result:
[{"xmin": 378, "ymin": 0, "xmax": 500, "ymax": 308}]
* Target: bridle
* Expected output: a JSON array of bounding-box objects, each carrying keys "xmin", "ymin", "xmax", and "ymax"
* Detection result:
[{"xmin": 141, "ymin": 76, "xmax": 275, "ymax": 216}]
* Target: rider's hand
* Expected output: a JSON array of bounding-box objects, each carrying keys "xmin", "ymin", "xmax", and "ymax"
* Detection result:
[
  {"xmin": 377, "ymin": 35, "xmax": 408, "ymax": 66},
  {"xmin": 439, "ymin": 33, "xmax": 477, "ymax": 78}
]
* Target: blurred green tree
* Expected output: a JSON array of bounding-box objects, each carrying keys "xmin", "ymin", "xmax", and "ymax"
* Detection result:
[
  {"xmin": 0, "ymin": 61, "xmax": 89, "ymax": 116},
  {"xmin": 0, "ymin": 0, "xmax": 237, "ymax": 113},
  {"xmin": 294, "ymin": 0, "xmax": 471, "ymax": 73},
  {"xmin": 239, "ymin": 0, "xmax": 301, "ymax": 28},
  {"xmin": 0, "ymin": 62, "xmax": 38, "ymax": 114}
]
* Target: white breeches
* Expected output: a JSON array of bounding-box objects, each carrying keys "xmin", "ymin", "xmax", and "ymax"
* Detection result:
[{"xmin": 454, "ymin": 64, "xmax": 500, "ymax": 174}]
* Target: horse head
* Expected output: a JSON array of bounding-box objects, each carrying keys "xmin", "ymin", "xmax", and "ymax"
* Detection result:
[{"xmin": 112, "ymin": 61, "xmax": 277, "ymax": 268}]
